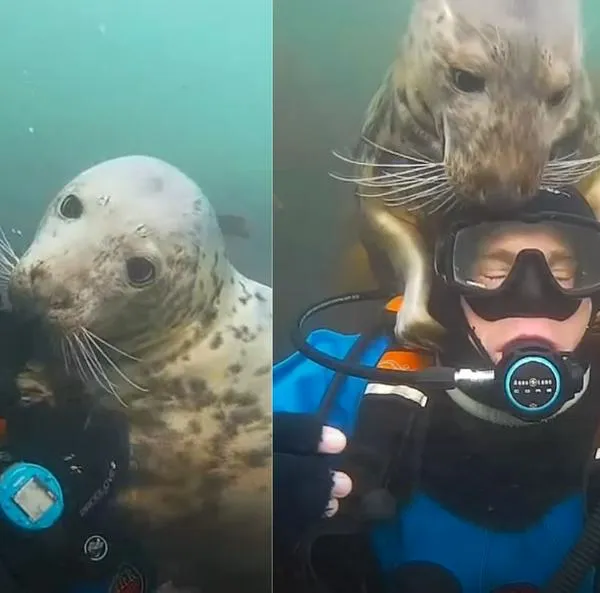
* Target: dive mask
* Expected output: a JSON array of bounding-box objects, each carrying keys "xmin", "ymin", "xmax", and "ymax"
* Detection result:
[{"xmin": 434, "ymin": 211, "xmax": 600, "ymax": 321}]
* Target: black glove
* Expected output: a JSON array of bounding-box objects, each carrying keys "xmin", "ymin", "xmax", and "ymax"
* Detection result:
[{"xmin": 274, "ymin": 412, "xmax": 346, "ymax": 552}]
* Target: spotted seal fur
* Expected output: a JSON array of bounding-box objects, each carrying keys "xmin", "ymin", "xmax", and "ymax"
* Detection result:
[
  {"xmin": 8, "ymin": 155, "xmax": 272, "ymax": 592},
  {"xmin": 333, "ymin": 0, "xmax": 600, "ymax": 349}
]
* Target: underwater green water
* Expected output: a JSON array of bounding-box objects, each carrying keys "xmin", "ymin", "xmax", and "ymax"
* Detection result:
[
  {"xmin": 0, "ymin": 0, "xmax": 272, "ymax": 284},
  {"xmin": 273, "ymin": 0, "xmax": 600, "ymax": 357}
]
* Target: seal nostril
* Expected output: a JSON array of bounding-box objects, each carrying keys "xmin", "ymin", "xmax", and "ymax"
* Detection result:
[
  {"xmin": 480, "ymin": 182, "xmax": 541, "ymax": 210},
  {"xmin": 49, "ymin": 287, "xmax": 73, "ymax": 310},
  {"xmin": 29, "ymin": 263, "xmax": 47, "ymax": 284},
  {"xmin": 26, "ymin": 264, "xmax": 73, "ymax": 310},
  {"xmin": 520, "ymin": 185, "xmax": 538, "ymax": 201},
  {"xmin": 478, "ymin": 189, "xmax": 520, "ymax": 211}
]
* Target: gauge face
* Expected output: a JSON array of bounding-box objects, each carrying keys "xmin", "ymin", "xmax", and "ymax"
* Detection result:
[{"xmin": 12, "ymin": 476, "xmax": 56, "ymax": 522}]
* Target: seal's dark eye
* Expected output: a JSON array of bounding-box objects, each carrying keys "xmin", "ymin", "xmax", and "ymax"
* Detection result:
[
  {"xmin": 547, "ymin": 86, "xmax": 570, "ymax": 108},
  {"xmin": 451, "ymin": 68, "xmax": 485, "ymax": 93},
  {"xmin": 59, "ymin": 194, "xmax": 83, "ymax": 219},
  {"xmin": 126, "ymin": 257, "xmax": 156, "ymax": 287}
]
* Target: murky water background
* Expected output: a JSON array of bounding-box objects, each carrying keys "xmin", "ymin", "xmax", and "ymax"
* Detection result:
[
  {"xmin": 274, "ymin": 0, "xmax": 600, "ymax": 359},
  {"xmin": 0, "ymin": 0, "xmax": 272, "ymax": 286}
]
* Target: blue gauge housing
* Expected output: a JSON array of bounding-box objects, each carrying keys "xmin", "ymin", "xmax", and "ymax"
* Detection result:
[{"xmin": 0, "ymin": 462, "xmax": 64, "ymax": 531}]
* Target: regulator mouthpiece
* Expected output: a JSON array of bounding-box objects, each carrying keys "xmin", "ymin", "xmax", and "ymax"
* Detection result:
[{"xmin": 492, "ymin": 341, "xmax": 585, "ymax": 421}]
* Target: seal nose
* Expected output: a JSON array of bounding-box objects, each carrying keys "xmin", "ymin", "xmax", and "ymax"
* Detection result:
[
  {"xmin": 29, "ymin": 262, "xmax": 46, "ymax": 285},
  {"xmin": 47, "ymin": 286, "xmax": 73, "ymax": 310},
  {"xmin": 478, "ymin": 182, "xmax": 540, "ymax": 212},
  {"xmin": 29, "ymin": 263, "xmax": 73, "ymax": 310},
  {"xmin": 467, "ymin": 147, "xmax": 545, "ymax": 209}
]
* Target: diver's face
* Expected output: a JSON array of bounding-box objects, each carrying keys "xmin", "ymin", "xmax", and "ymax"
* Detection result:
[{"xmin": 461, "ymin": 227, "xmax": 592, "ymax": 363}]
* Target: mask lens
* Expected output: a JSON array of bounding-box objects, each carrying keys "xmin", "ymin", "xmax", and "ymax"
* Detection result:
[{"xmin": 451, "ymin": 220, "xmax": 600, "ymax": 296}]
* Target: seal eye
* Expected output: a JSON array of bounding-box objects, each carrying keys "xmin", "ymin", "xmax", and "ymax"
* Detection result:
[
  {"xmin": 547, "ymin": 86, "xmax": 570, "ymax": 108},
  {"xmin": 451, "ymin": 68, "xmax": 485, "ymax": 93},
  {"xmin": 59, "ymin": 194, "xmax": 83, "ymax": 219},
  {"xmin": 126, "ymin": 257, "xmax": 156, "ymax": 287}
]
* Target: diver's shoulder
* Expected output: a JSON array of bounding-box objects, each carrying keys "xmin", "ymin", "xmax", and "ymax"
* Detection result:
[
  {"xmin": 273, "ymin": 328, "xmax": 364, "ymax": 373},
  {"xmin": 306, "ymin": 328, "xmax": 363, "ymax": 349}
]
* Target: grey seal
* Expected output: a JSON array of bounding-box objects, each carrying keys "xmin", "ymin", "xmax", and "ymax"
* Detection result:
[
  {"xmin": 8, "ymin": 155, "xmax": 272, "ymax": 591},
  {"xmin": 333, "ymin": 0, "xmax": 600, "ymax": 349}
]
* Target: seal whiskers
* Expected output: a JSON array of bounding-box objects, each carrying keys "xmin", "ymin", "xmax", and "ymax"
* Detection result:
[
  {"xmin": 61, "ymin": 327, "xmax": 145, "ymax": 408},
  {"xmin": 542, "ymin": 153, "xmax": 600, "ymax": 186},
  {"xmin": 0, "ymin": 229, "xmax": 18, "ymax": 270},
  {"xmin": 332, "ymin": 146, "xmax": 454, "ymax": 211},
  {"xmin": 0, "ymin": 228, "xmax": 19, "ymax": 309}
]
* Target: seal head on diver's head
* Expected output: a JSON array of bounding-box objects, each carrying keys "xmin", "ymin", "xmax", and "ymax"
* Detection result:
[
  {"xmin": 8, "ymin": 155, "xmax": 234, "ymax": 356},
  {"xmin": 386, "ymin": 0, "xmax": 597, "ymax": 207},
  {"xmin": 429, "ymin": 185, "xmax": 600, "ymax": 423}
]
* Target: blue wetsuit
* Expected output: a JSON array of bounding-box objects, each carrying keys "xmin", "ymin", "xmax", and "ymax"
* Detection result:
[{"xmin": 274, "ymin": 329, "xmax": 600, "ymax": 593}]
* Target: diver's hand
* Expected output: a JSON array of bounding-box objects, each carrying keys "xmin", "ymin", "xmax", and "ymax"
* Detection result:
[
  {"xmin": 319, "ymin": 426, "xmax": 352, "ymax": 517},
  {"xmin": 273, "ymin": 412, "xmax": 352, "ymax": 551}
]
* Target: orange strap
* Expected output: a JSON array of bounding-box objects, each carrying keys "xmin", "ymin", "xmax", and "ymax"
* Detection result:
[
  {"xmin": 377, "ymin": 349, "xmax": 432, "ymax": 371},
  {"xmin": 378, "ymin": 296, "xmax": 432, "ymax": 371},
  {"xmin": 384, "ymin": 295, "xmax": 404, "ymax": 314}
]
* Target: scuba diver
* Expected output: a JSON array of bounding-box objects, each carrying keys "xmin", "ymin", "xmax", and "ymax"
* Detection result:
[
  {"xmin": 273, "ymin": 186, "xmax": 600, "ymax": 593},
  {"xmin": 0, "ymin": 306, "xmax": 158, "ymax": 592}
]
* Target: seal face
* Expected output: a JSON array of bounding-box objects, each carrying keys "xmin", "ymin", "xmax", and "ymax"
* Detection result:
[
  {"xmin": 9, "ymin": 155, "xmax": 272, "ymax": 591},
  {"xmin": 355, "ymin": 0, "xmax": 599, "ymax": 207}
]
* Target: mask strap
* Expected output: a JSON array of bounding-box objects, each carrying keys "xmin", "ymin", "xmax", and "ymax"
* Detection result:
[{"xmin": 452, "ymin": 296, "xmax": 494, "ymax": 366}]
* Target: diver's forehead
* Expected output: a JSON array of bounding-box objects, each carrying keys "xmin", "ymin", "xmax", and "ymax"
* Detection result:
[{"xmin": 482, "ymin": 227, "xmax": 571, "ymax": 255}]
